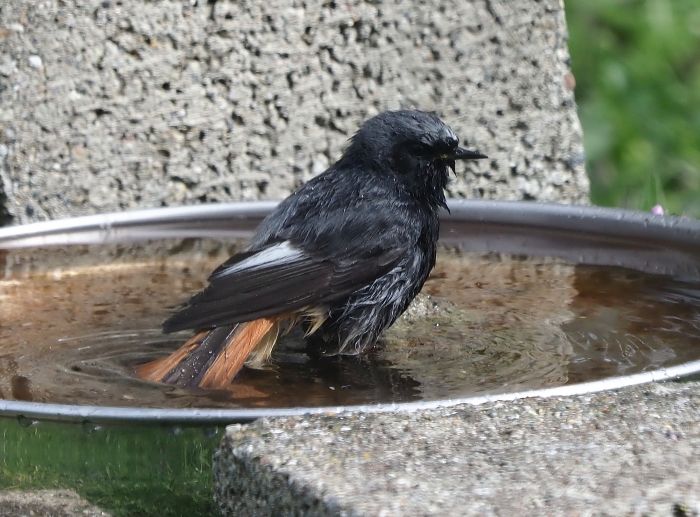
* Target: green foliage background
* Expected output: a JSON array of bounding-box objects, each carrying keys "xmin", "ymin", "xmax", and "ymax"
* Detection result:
[
  {"xmin": 566, "ymin": 0, "xmax": 700, "ymax": 216},
  {"xmin": 0, "ymin": 420, "xmax": 219, "ymax": 516}
]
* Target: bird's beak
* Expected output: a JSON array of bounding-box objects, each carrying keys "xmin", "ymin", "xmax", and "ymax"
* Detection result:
[
  {"xmin": 452, "ymin": 147, "xmax": 488, "ymax": 160},
  {"xmin": 439, "ymin": 147, "xmax": 487, "ymax": 174}
]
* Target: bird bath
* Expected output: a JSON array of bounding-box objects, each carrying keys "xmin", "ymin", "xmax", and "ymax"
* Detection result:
[{"xmin": 0, "ymin": 200, "xmax": 698, "ymax": 424}]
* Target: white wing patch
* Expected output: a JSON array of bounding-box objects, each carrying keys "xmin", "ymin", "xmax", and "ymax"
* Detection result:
[{"xmin": 213, "ymin": 241, "xmax": 304, "ymax": 278}]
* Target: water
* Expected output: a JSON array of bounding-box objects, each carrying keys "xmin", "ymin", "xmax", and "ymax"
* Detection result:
[{"xmin": 0, "ymin": 237, "xmax": 698, "ymax": 409}]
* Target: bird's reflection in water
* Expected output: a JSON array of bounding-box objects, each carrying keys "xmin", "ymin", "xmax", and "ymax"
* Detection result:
[{"xmin": 202, "ymin": 331, "xmax": 422, "ymax": 407}]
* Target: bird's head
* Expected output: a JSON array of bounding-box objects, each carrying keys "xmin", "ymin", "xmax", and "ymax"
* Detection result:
[{"xmin": 340, "ymin": 110, "xmax": 487, "ymax": 209}]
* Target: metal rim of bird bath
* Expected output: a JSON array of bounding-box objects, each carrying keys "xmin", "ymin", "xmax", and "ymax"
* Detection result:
[{"xmin": 0, "ymin": 200, "xmax": 698, "ymax": 425}]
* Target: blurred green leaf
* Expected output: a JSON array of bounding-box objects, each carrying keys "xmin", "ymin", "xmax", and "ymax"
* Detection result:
[{"xmin": 566, "ymin": 0, "xmax": 700, "ymax": 216}]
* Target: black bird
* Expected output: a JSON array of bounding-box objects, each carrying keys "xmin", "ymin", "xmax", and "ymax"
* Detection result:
[{"xmin": 137, "ymin": 110, "xmax": 486, "ymax": 389}]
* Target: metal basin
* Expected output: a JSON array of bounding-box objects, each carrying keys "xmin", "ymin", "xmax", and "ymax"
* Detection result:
[{"xmin": 0, "ymin": 200, "xmax": 698, "ymax": 424}]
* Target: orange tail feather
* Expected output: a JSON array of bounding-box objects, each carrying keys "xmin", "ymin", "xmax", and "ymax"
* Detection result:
[
  {"xmin": 136, "ymin": 330, "xmax": 208, "ymax": 383},
  {"xmin": 136, "ymin": 318, "xmax": 278, "ymax": 389},
  {"xmin": 199, "ymin": 318, "xmax": 276, "ymax": 389}
]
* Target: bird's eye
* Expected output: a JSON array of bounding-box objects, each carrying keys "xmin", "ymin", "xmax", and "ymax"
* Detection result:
[{"xmin": 392, "ymin": 142, "xmax": 426, "ymax": 174}]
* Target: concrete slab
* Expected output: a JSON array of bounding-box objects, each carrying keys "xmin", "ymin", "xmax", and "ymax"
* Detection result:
[
  {"xmin": 214, "ymin": 381, "xmax": 700, "ymax": 516},
  {"xmin": 0, "ymin": 489, "xmax": 109, "ymax": 517}
]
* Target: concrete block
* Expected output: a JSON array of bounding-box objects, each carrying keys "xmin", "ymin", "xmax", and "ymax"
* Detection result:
[
  {"xmin": 213, "ymin": 382, "xmax": 700, "ymax": 516},
  {"xmin": 0, "ymin": 0, "xmax": 588, "ymax": 223}
]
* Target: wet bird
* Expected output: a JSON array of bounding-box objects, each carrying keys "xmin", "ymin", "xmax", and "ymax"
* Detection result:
[{"xmin": 137, "ymin": 110, "xmax": 486, "ymax": 389}]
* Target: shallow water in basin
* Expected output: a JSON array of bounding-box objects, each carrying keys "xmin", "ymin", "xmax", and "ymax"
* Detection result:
[{"xmin": 0, "ymin": 238, "xmax": 698, "ymax": 409}]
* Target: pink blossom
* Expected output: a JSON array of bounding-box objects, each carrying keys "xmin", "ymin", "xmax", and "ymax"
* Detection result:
[{"xmin": 651, "ymin": 204, "xmax": 665, "ymax": 216}]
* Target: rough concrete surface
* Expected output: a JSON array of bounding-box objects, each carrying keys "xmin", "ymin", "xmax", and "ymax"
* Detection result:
[
  {"xmin": 0, "ymin": 0, "xmax": 587, "ymax": 224},
  {"xmin": 0, "ymin": 489, "xmax": 110, "ymax": 516},
  {"xmin": 214, "ymin": 381, "xmax": 700, "ymax": 516}
]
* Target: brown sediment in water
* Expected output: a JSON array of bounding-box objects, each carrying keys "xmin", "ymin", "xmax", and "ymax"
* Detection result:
[{"xmin": 0, "ymin": 239, "xmax": 698, "ymax": 409}]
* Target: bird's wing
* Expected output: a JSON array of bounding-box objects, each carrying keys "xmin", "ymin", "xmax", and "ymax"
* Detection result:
[{"xmin": 162, "ymin": 239, "xmax": 405, "ymax": 333}]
